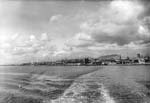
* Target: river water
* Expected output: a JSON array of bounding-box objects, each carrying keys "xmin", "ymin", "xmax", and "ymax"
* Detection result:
[{"xmin": 0, "ymin": 65, "xmax": 150, "ymax": 103}]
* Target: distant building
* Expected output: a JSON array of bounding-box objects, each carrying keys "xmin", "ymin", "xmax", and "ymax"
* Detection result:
[
  {"xmin": 132, "ymin": 57, "xmax": 146, "ymax": 64},
  {"xmin": 138, "ymin": 58, "xmax": 145, "ymax": 64},
  {"xmin": 137, "ymin": 53, "xmax": 141, "ymax": 58},
  {"xmin": 91, "ymin": 59, "xmax": 102, "ymax": 65},
  {"xmin": 119, "ymin": 59, "xmax": 132, "ymax": 64}
]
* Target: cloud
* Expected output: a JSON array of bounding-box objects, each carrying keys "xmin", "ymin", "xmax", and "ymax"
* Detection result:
[
  {"xmin": 142, "ymin": 16, "xmax": 150, "ymax": 33},
  {"xmin": 1, "ymin": 0, "xmax": 150, "ymax": 64},
  {"xmin": 109, "ymin": 0, "xmax": 143, "ymax": 22},
  {"xmin": 0, "ymin": 33, "xmax": 56, "ymax": 63},
  {"xmin": 137, "ymin": 16, "xmax": 150, "ymax": 44},
  {"xmin": 80, "ymin": 0, "xmax": 146, "ymax": 45},
  {"xmin": 139, "ymin": 0, "xmax": 150, "ymax": 17},
  {"xmin": 65, "ymin": 0, "xmax": 150, "ymax": 57},
  {"xmin": 66, "ymin": 32, "xmax": 94, "ymax": 48},
  {"xmin": 74, "ymin": 1, "xmax": 149, "ymax": 45},
  {"xmin": 50, "ymin": 14, "xmax": 62, "ymax": 22},
  {"xmin": 41, "ymin": 33, "xmax": 50, "ymax": 41}
]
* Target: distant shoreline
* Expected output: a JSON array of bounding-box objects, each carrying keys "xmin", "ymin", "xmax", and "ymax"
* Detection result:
[{"xmin": 1, "ymin": 64, "xmax": 150, "ymax": 66}]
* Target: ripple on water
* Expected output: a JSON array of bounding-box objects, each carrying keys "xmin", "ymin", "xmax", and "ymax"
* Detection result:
[
  {"xmin": 51, "ymin": 79, "xmax": 115, "ymax": 103},
  {"xmin": 107, "ymin": 83, "xmax": 150, "ymax": 103},
  {"xmin": 0, "ymin": 72, "xmax": 75, "ymax": 103},
  {"xmin": 136, "ymin": 80, "xmax": 150, "ymax": 98}
]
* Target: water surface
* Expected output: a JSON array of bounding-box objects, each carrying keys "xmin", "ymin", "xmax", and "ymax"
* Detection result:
[{"xmin": 0, "ymin": 65, "xmax": 150, "ymax": 103}]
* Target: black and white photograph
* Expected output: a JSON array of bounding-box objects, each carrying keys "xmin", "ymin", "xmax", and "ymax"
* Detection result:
[{"xmin": 0, "ymin": 0, "xmax": 150, "ymax": 103}]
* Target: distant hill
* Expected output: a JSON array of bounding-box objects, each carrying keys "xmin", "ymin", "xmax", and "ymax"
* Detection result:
[{"xmin": 98, "ymin": 54, "xmax": 121, "ymax": 60}]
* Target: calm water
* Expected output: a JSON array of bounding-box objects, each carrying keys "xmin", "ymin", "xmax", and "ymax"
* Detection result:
[{"xmin": 0, "ymin": 65, "xmax": 150, "ymax": 103}]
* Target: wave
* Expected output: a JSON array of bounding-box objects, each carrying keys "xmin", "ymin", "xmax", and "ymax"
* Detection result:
[
  {"xmin": 1, "ymin": 67, "xmax": 150, "ymax": 103},
  {"xmin": 51, "ymin": 71, "xmax": 115, "ymax": 103},
  {"xmin": 0, "ymin": 68, "xmax": 100, "ymax": 103}
]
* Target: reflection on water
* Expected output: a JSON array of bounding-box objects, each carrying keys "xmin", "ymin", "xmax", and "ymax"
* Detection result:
[{"xmin": 0, "ymin": 66, "xmax": 150, "ymax": 103}]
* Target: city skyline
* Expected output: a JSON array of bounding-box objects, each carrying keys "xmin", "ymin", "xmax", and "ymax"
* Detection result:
[{"xmin": 0, "ymin": 0, "xmax": 150, "ymax": 64}]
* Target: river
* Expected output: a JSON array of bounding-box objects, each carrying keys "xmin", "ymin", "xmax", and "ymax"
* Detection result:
[{"xmin": 0, "ymin": 65, "xmax": 150, "ymax": 103}]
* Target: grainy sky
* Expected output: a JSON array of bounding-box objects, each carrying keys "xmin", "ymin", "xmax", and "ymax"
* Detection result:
[{"xmin": 0, "ymin": 0, "xmax": 150, "ymax": 64}]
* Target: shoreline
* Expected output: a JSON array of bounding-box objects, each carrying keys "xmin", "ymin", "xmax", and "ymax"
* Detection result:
[{"xmin": 1, "ymin": 64, "xmax": 150, "ymax": 66}]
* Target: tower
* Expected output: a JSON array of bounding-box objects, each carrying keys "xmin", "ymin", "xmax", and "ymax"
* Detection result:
[{"xmin": 137, "ymin": 53, "xmax": 141, "ymax": 58}]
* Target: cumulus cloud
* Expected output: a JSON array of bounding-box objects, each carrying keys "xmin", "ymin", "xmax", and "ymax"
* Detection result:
[
  {"xmin": 1, "ymin": 0, "xmax": 150, "ymax": 64},
  {"xmin": 0, "ymin": 32, "xmax": 57, "ymax": 64},
  {"xmin": 50, "ymin": 14, "xmax": 62, "ymax": 22},
  {"xmin": 84, "ymin": 0, "xmax": 146, "ymax": 45},
  {"xmin": 41, "ymin": 33, "xmax": 50, "ymax": 41},
  {"xmin": 66, "ymin": 32, "xmax": 94, "ymax": 48},
  {"xmin": 67, "ymin": 0, "xmax": 150, "ymax": 49},
  {"xmin": 64, "ymin": 0, "xmax": 150, "ymax": 58},
  {"xmin": 138, "ymin": 16, "xmax": 150, "ymax": 44}
]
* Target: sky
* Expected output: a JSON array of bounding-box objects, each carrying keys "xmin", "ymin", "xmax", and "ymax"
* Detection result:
[{"xmin": 0, "ymin": 0, "xmax": 150, "ymax": 64}]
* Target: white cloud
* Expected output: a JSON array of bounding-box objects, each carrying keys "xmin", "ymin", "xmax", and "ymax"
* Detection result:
[
  {"xmin": 66, "ymin": 32, "xmax": 93, "ymax": 48},
  {"xmin": 138, "ymin": 25, "xmax": 147, "ymax": 34},
  {"xmin": 0, "ymin": 32, "xmax": 57, "ymax": 64},
  {"xmin": 139, "ymin": 16, "xmax": 150, "ymax": 36},
  {"xmin": 11, "ymin": 33, "xmax": 19, "ymax": 40},
  {"xmin": 40, "ymin": 33, "xmax": 50, "ymax": 41},
  {"xmin": 77, "ymin": 0, "xmax": 147, "ymax": 46},
  {"xmin": 30, "ymin": 35, "xmax": 36, "ymax": 41},
  {"xmin": 74, "ymin": 32, "xmax": 92, "ymax": 41},
  {"xmin": 109, "ymin": 0, "xmax": 143, "ymax": 23},
  {"xmin": 64, "ymin": 0, "xmax": 149, "ymax": 58},
  {"xmin": 53, "ymin": 50, "xmax": 68, "ymax": 57},
  {"xmin": 0, "ymin": 0, "xmax": 149, "ymax": 64},
  {"xmin": 50, "ymin": 14, "xmax": 62, "ymax": 22}
]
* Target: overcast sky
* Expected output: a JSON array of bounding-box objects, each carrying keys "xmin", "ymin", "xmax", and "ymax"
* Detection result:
[{"xmin": 0, "ymin": 0, "xmax": 150, "ymax": 64}]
